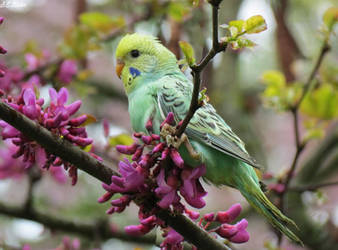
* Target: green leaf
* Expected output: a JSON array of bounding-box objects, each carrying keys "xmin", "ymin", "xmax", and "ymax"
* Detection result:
[
  {"xmin": 80, "ymin": 114, "xmax": 97, "ymax": 127},
  {"xmin": 108, "ymin": 134, "xmax": 134, "ymax": 147},
  {"xmin": 80, "ymin": 12, "xmax": 125, "ymax": 33},
  {"xmin": 198, "ymin": 88, "xmax": 209, "ymax": 104},
  {"xmin": 323, "ymin": 7, "xmax": 338, "ymax": 32},
  {"xmin": 300, "ymin": 83, "xmax": 338, "ymax": 119},
  {"xmin": 245, "ymin": 15, "xmax": 267, "ymax": 34},
  {"xmin": 261, "ymin": 70, "xmax": 301, "ymax": 111},
  {"xmin": 228, "ymin": 20, "xmax": 245, "ymax": 35},
  {"xmin": 236, "ymin": 37, "xmax": 256, "ymax": 49},
  {"xmin": 179, "ymin": 41, "xmax": 196, "ymax": 66},
  {"xmin": 262, "ymin": 70, "xmax": 286, "ymax": 91}
]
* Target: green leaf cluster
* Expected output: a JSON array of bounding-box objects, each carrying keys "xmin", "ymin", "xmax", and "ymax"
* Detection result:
[
  {"xmin": 58, "ymin": 12, "xmax": 125, "ymax": 59},
  {"xmin": 300, "ymin": 83, "xmax": 338, "ymax": 120},
  {"xmin": 221, "ymin": 15, "xmax": 267, "ymax": 50},
  {"xmin": 261, "ymin": 70, "xmax": 302, "ymax": 111}
]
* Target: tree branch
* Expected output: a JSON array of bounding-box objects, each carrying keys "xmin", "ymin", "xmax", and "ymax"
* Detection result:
[
  {"xmin": 0, "ymin": 102, "xmax": 230, "ymax": 250},
  {"xmin": 0, "ymin": 202, "xmax": 155, "ymax": 245},
  {"xmin": 175, "ymin": 0, "xmax": 227, "ymax": 137}
]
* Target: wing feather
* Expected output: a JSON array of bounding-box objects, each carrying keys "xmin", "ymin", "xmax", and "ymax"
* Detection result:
[{"xmin": 157, "ymin": 77, "xmax": 260, "ymax": 169}]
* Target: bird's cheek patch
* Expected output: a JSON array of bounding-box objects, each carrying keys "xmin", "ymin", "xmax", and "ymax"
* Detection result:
[{"xmin": 129, "ymin": 67, "xmax": 141, "ymax": 79}]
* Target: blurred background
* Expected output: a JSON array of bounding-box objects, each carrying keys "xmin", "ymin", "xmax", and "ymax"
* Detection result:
[{"xmin": 0, "ymin": 0, "xmax": 337, "ymax": 249}]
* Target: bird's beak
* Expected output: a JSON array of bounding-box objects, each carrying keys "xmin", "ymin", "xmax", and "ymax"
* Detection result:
[{"xmin": 115, "ymin": 58, "xmax": 125, "ymax": 79}]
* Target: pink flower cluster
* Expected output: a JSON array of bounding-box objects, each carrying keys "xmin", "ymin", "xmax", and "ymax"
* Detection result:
[
  {"xmin": 0, "ymin": 141, "xmax": 67, "ymax": 184},
  {"xmin": 98, "ymin": 113, "xmax": 249, "ymax": 249},
  {"xmin": 200, "ymin": 203, "xmax": 250, "ymax": 243},
  {"xmin": 0, "ymin": 87, "xmax": 92, "ymax": 185},
  {"xmin": 262, "ymin": 171, "xmax": 286, "ymax": 194}
]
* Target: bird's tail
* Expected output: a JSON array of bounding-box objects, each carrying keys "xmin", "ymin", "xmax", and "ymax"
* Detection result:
[{"xmin": 235, "ymin": 171, "xmax": 302, "ymax": 245}]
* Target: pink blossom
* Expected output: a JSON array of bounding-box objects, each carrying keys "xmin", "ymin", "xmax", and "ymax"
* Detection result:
[
  {"xmin": 57, "ymin": 59, "xmax": 78, "ymax": 84},
  {"xmin": 161, "ymin": 228, "xmax": 184, "ymax": 250},
  {"xmin": 0, "ymin": 87, "xmax": 93, "ymax": 185},
  {"xmin": 216, "ymin": 203, "xmax": 242, "ymax": 223}
]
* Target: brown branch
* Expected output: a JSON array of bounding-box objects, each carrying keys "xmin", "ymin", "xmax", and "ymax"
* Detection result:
[
  {"xmin": 175, "ymin": 0, "xmax": 227, "ymax": 137},
  {"xmin": 0, "ymin": 202, "xmax": 155, "ymax": 245},
  {"xmin": 272, "ymin": 0, "xmax": 303, "ymax": 82},
  {"xmin": 0, "ymin": 102, "xmax": 230, "ymax": 250}
]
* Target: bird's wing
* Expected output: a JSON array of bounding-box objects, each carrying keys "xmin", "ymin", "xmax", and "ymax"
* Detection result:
[{"xmin": 157, "ymin": 77, "xmax": 260, "ymax": 169}]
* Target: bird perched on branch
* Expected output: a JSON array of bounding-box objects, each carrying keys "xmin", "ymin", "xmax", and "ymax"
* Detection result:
[{"xmin": 115, "ymin": 33, "xmax": 301, "ymax": 244}]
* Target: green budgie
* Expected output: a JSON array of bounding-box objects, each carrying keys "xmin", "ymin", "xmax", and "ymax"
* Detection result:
[{"xmin": 115, "ymin": 33, "xmax": 301, "ymax": 244}]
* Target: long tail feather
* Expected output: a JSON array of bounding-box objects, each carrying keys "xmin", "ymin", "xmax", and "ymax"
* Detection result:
[{"xmin": 235, "ymin": 171, "xmax": 302, "ymax": 245}]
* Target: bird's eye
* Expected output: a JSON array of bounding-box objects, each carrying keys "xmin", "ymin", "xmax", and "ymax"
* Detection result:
[{"xmin": 131, "ymin": 49, "xmax": 140, "ymax": 58}]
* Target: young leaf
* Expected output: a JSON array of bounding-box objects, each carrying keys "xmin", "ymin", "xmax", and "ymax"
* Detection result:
[
  {"xmin": 80, "ymin": 114, "xmax": 97, "ymax": 127},
  {"xmin": 228, "ymin": 20, "xmax": 245, "ymax": 35},
  {"xmin": 179, "ymin": 41, "xmax": 196, "ymax": 66},
  {"xmin": 323, "ymin": 7, "xmax": 338, "ymax": 32},
  {"xmin": 108, "ymin": 134, "xmax": 134, "ymax": 147},
  {"xmin": 300, "ymin": 83, "xmax": 338, "ymax": 120},
  {"xmin": 245, "ymin": 15, "xmax": 267, "ymax": 34}
]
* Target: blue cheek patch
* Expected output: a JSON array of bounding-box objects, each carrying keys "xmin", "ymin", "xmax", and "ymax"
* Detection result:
[{"xmin": 129, "ymin": 67, "xmax": 141, "ymax": 78}]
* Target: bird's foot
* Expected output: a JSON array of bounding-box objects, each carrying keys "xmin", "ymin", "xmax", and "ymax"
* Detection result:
[{"xmin": 160, "ymin": 124, "xmax": 201, "ymax": 161}]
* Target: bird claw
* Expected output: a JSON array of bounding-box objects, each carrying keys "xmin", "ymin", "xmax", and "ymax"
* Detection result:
[{"xmin": 160, "ymin": 124, "xmax": 201, "ymax": 161}]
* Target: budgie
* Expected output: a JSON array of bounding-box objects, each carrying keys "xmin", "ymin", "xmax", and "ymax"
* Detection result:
[{"xmin": 115, "ymin": 33, "xmax": 301, "ymax": 244}]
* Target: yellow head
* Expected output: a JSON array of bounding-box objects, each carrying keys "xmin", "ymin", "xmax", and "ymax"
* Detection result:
[{"xmin": 115, "ymin": 33, "xmax": 178, "ymax": 93}]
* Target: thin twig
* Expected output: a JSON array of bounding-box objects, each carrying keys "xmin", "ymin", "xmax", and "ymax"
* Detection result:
[
  {"xmin": 0, "ymin": 101, "xmax": 230, "ymax": 250},
  {"xmin": 276, "ymin": 37, "xmax": 331, "ymax": 246},
  {"xmin": 289, "ymin": 181, "xmax": 338, "ymax": 192},
  {"xmin": 175, "ymin": 0, "xmax": 227, "ymax": 137},
  {"xmin": 24, "ymin": 167, "xmax": 41, "ymax": 212},
  {"xmin": 294, "ymin": 43, "xmax": 330, "ymax": 109},
  {"xmin": 0, "ymin": 202, "xmax": 155, "ymax": 244}
]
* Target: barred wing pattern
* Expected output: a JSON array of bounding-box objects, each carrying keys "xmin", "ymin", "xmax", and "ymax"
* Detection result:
[{"xmin": 157, "ymin": 78, "xmax": 260, "ymax": 169}]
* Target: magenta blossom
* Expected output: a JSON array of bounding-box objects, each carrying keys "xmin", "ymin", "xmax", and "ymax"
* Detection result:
[
  {"xmin": 0, "ymin": 87, "xmax": 93, "ymax": 185},
  {"xmin": 98, "ymin": 113, "xmax": 249, "ymax": 249},
  {"xmin": 180, "ymin": 165, "xmax": 207, "ymax": 208},
  {"xmin": 0, "ymin": 63, "xmax": 24, "ymax": 91},
  {"xmin": 102, "ymin": 159, "xmax": 145, "ymax": 194},
  {"xmin": 160, "ymin": 228, "xmax": 184, "ymax": 250},
  {"xmin": 57, "ymin": 59, "xmax": 78, "ymax": 84},
  {"xmin": 155, "ymin": 168, "xmax": 181, "ymax": 209},
  {"xmin": 216, "ymin": 219, "xmax": 250, "ymax": 243}
]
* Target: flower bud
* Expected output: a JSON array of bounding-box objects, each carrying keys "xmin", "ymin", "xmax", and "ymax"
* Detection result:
[
  {"xmin": 145, "ymin": 119, "xmax": 153, "ymax": 132},
  {"xmin": 216, "ymin": 203, "xmax": 242, "ymax": 223},
  {"xmin": 170, "ymin": 148, "xmax": 184, "ymax": 168},
  {"xmin": 152, "ymin": 142, "xmax": 165, "ymax": 154},
  {"xmin": 0, "ymin": 46, "xmax": 7, "ymax": 54},
  {"xmin": 185, "ymin": 209, "xmax": 200, "ymax": 220},
  {"xmin": 98, "ymin": 192, "xmax": 113, "ymax": 203},
  {"xmin": 116, "ymin": 143, "xmax": 138, "ymax": 154},
  {"xmin": 69, "ymin": 114, "xmax": 87, "ymax": 126},
  {"xmin": 203, "ymin": 212, "xmax": 215, "ymax": 222},
  {"xmin": 132, "ymin": 146, "xmax": 144, "ymax": 161},
  {"xmin": 141, "ymin": 135, "xmax": 152, "ymax": 145}
]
